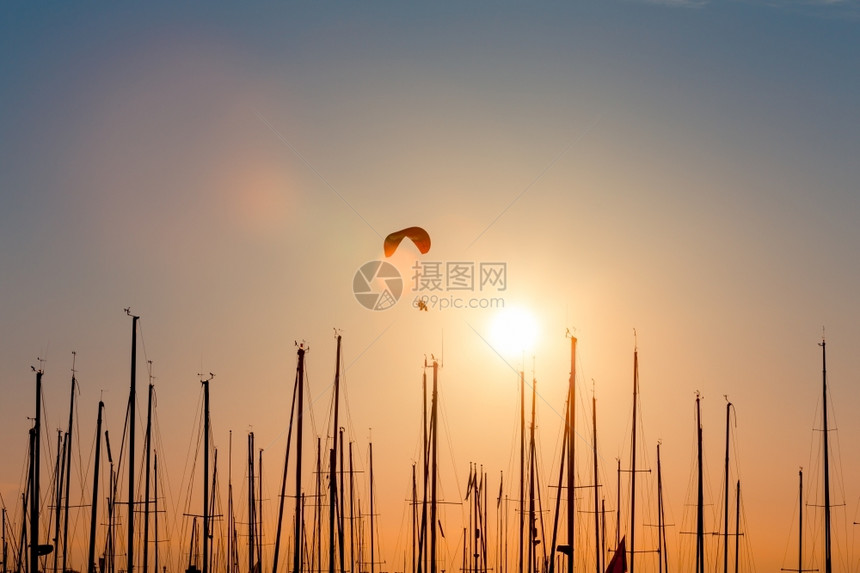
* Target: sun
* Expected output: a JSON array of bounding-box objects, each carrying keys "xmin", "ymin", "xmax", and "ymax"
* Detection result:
[{"xmin": 489, "ymin": 306, "xmax": 539, "ymax": 357}]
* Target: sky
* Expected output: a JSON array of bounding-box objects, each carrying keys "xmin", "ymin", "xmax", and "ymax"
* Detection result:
[{"xmin": 2, "ymin": 2, "xmax": 860, "ymax": 572}]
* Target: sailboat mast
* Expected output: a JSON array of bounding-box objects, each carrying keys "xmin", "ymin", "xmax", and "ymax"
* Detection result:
[
  {"xmin": 430, "ymin": 360, "xmax": 439, "ymax": 573},
  {"xmin": 497, "ymin": 473, "xmax": 503, "ymax": 573},
  {"xmin": 128, "ymin": 312, "xmax": 139, "ymax": 573},
  {"xmin": 695, "ymin": 393, "xmax": 704, "ymax": 573},
  {"xmin": 273, "ymin": 368, "xmax": 299, "ymax": 573},
  {"xmin": 144, "ymin": 381, "xmax": 154, "ymax": 573},
  {"xmin": 258, "ymin": 449, "xmax": 264, "ymax": 573},
  {"xmin": 2, "ymin": 507, "xmax": 6, "ymax": 573},
  {"xmin": 357, "ymin": 500, "xmax": 363, "ymax": 573},
  {"xmin": 154, "ymin": 451, "xmax": 159, "ymax": 573},
  {"xmin": 349, "ymin": 441, "xmax": 356, "ymax": 573},
  {"xmin": 504, "ymin": 492, "xmax": 509, "ymax": 573},
  {"xmin": 630, "ymin": 345, "xmax": 638, "ymax": 573},
  {"xmin": 202, "ymin": 378, "xmax": 210, "ymax": 573},
  {"xmin": 528, "ymin": 381, "xmax": 536, "ymax": 573},
  {"xmin": 471, "ymin": 468, "xmax": 476, "ymax": 573},
  {"xmin": 26, "ymin": 429, "xmax": 34, "ymax": 573},
  {"xmin": 798, "ymin": 470, "xmax": 803, "ymax": 573},
  {"xmin": 615, "ymin": 460, "xmax": 620, "ymax": 549},
  {"xmin": 106, "ymin": 430, "xmax": 115, "ymax": 573},
  {"xmin": 294, "ymin": 344, "xmax": 307, "ymax": 573},
  {"xmin": 30, "ymin": 367, "xmax": 42, "ymax": 573},
  {"xmin": 734, "ymin": 481, "xmax": 739, "ymax": 573},
  {"xmin": 20, "ymin": 461, "xmax": 29, "ymax": 573},
  {"xmin": 339, "ymin": 429, "xmax": 346, "ymax": 573},
  {"xmin": 566, "ymin": 336, "xmax": 576, "ymax": 573},
  {"xmin": 228, "ymin": 433, "xmax": 233, "ymax": 573},
  {"xmin": 518, "ymin": 371, "xmax": 524, "ymax": 573},
  {"xmin": 330, "ymin": 335, "xmax": 342, "ymax": 573},
  {"xmin": 54, "ymin": 430, "xmax": 64, "ymax": 573},
  {"xmin": 547, "ymin": 423, "xmax": 565, "ymax": 573},
  {"xmin": 592, "ymin": 393, "xmax": 599, "ymax": 573},
  {"xmin": 820, "ymin": 339, "xmax": 831, "ymax": 573},
  {"xmin": 370, "ymin": 442, "xmax": 375, "ymax": 573},
  {"xmin": 249, "ymin": 432, "xmax": 256, "ymax": 573},
  {"xmin": 484, "ymin": 471, "xmax": 488, "ymax": 573},
  {"xmin": 328, "ymin": 445, "xmax": 336, "ymax": 570},
  {"xmin": 62, "ymin": 355, "xmax": 77, "ymax": 573},
  {"xmin": 232, "ymin": 439, "xmax": 240, "ymax": 573},
  {"xmin": 315, "ymin": 439, "xmax": 321, "ymax": 573},
  {"xmin": 461, "ymin": 528, "xmax": 467, "ymax": 573},
  {"xmin": 418, "ymin": 367, "xmax": 428, "ymax": 573},
  {"xmin": 656, "ymin": 443, "xmax": 666, "ymax": 573},
  {"xmin": 480, "ymin": 468, "xmax": 486, "ymax": 573},
  {"xmin": 187, "ymin": 518, "xmax": 197, "ymax": 572},
  {"xmin": 209, "ymin": 451, "xmax": 218, "ymax": 573},
  {"xmin": 723, "ymin": 401, "xmax": 732, "ymax": 573},
  {"xmin": 301, "ymin": 495, "xmax": 307, "ymax": 573},
  {"xmin": 601, "ymin": 500, "xmax": 606, "ymax": 573},
  {"xmin": 412, "ymin": 464, "xmax": 417, "ymax": 573}
]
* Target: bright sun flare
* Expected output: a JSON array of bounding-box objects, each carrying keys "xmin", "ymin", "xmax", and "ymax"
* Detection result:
[{"xmin": 489, "ymin": 307, "xmax": 539, "ymax": 357}]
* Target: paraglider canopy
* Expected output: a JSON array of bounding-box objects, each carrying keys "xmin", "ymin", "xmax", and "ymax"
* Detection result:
[{"xmin": 384, "ymin": 226, "xmax": 431, "ymax": 257}]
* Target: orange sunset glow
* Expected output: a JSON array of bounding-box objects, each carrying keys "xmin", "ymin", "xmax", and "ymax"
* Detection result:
[{"xmin": 2, "ymin": 4, "xmax": 860, "ymax": 573}]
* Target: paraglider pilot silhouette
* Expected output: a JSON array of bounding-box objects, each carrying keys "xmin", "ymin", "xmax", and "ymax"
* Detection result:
[{"xmin": 353, "ymin": 227, "xmax": 431, "ymax": 311}]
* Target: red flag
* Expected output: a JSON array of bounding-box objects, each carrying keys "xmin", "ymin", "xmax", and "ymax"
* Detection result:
[{"xmin": 605, "ymin": 537, "xmax": 627, "ymax": 573}]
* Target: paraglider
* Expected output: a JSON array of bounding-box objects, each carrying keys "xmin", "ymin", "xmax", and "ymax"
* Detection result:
[{"xmin": 384, "ymin": 226, "xmax": 431, "ymax": 257}]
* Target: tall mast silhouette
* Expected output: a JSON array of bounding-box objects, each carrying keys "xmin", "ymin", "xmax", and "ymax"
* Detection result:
[{"xmin": 126, "ymin": 310, "xmax": 139, "ymax": 573}]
